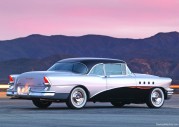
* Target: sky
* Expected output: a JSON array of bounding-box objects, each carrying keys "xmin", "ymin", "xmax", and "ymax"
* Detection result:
[{"xmin": 0, "ymin": 0, "xmax": 178, "ymax": 40}]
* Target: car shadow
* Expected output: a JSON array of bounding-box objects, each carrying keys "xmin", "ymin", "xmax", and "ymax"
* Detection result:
[{"xmin": 13, "ymin": 105, "xmax": 156, "ymax": 111}]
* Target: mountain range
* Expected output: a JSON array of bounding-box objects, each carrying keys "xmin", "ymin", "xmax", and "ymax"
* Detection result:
[{"xmin": 0, "ymin": 31, "xmax": 179, "ymax": 84}]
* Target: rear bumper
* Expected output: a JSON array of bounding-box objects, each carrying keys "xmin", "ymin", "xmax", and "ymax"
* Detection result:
[
  {"xmin": 166, "ymin": 88, "xmax": 174, "ymax": 100},
  {"xmin": 6, "ymin": 89, "xmax": 69, "ymax": 100}
]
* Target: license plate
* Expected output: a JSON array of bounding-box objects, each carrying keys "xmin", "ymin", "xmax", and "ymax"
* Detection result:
[{"xmin": 17, "ymin": 86, "xmax": 30, "ymax": 95}]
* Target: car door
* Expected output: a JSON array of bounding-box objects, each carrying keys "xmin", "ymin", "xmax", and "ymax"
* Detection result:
[
  {"xmin": 87, "ymin": 63, "xmax": 107, "ymax": 97},
  {"xmin": 105, "ymin": 63, "xmax": 137, "ymax": 99}
]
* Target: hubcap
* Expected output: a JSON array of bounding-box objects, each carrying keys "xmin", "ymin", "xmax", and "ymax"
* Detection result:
[
  {"xmin": 71, "ymin": 88, "xmax": 87, "ymax": 108},
  {"xmin": 151, "ymin": 89, "xmax": 164, "ymax": 107}
]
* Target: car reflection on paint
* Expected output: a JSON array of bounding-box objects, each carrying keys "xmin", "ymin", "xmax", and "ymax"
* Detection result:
[{"xmin": 7, "ymin": 58, "xmax": 173, "ymax": 109}]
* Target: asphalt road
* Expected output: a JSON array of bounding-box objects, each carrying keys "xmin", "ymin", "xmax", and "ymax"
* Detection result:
[{"xmin": 0, "ymin": 95, "xmax": 179, "ymax": 127}]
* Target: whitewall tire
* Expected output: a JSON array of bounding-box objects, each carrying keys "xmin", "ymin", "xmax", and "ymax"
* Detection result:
[
  {"xmin": 146, "ymin": 88, "xmax": 165, "ymax": 108},
  {"xmin": 66, "ymin": 87, "xmax": 87, "ymax": 109}
]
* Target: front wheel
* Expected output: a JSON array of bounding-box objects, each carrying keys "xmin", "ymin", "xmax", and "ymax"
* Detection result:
[
  {"xmin": 66, "ymin": 87, "xmax": 87, "ymax": 109},
  {"xmin": 32, "ymin": 99, "xmax": 52, "ymax": 109},
  {"xmin": 111, "ymin": 102, "xmax": 125, "ymax": 107},
  {"xmin": 146, "ymin": 88, "xmax": 165, "ymax": 108}
]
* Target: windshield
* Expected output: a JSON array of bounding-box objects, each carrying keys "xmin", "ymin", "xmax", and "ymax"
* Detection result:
[{"xmin": 48, "ymin": 62, "xmax": 88, "ymax": 74}]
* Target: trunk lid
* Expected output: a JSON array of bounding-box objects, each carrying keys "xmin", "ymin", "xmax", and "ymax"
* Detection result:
[{"xmin": 15, "ymin": 71, "xmax": 78, "ymax": 91}]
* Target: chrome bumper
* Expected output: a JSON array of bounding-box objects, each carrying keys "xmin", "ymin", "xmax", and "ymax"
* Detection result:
[
  {"xmin": 7, "ymin": 89, "xmax": 55, "ymax": 97},
  {"xmin": 6, "ymin": 88, "xmax": 69, "ymax": 100},
  {"xmin": 166, "ymin": 88, "xmax": 174, "ymax": 100}
]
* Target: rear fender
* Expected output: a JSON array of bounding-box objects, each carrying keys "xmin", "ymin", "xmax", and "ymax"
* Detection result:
[{"xmin": 8, "ymin": 74, "xmax": 20, "ymax": 89}]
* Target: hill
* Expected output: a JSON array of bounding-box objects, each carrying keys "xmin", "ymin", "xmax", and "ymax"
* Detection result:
[{"xmin": 0, "ymin": 32, "xmax": 179, "ymax": 83}]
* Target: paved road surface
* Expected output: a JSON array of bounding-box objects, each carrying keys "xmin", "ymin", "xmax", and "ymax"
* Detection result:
[{"xmin": 0, "ymin": 95, "xmax": 179, "ymax": 127}]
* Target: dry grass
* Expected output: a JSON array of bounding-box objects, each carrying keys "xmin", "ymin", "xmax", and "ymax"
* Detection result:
[
  {"xmin": 0, "ymin": 92, "xmax": 8, "ymax": 98},
  {"xmin": 0, "ymin": 84, "xmax": 9, "ymax": 98}
]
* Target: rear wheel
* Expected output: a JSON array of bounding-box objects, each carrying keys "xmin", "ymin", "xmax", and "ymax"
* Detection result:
[
  {"xmin": 66, "ymin": 87, "xmax": 87, "ymax": 109},
  {"xmin": 111, "ymin": 102, "xmax": 125, "ymax": 107},
  {"xmin": 32, "ymin": 99, "xmax": 52, "ymax": 109},
  {"xmin": 146, "ymin": 88, "xmax": 165, "ymax": 108}
]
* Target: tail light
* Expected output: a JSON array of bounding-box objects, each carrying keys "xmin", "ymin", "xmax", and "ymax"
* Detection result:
[
  {"xmin": 9, "ymin": 75, "xmax": 14, "ymax": 84},
  {"xmin": 43, "ymin": 77, "xmax": 50, "ymax": 85}
]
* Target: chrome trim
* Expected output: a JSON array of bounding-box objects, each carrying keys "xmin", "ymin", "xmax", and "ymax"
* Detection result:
[
  {"xmin": 103, "ymin": 63, "xmax": 106, "ymax": 76},
  {"xmin": 167, "ymin": 88, "xmax": 174, "ymax": 94},
  {"xmin": 6, "ymin": 91, "xmax": 14, "ymax": 96},
  {"xmin": 166, "ymin": 88, "xmax": 174, "ymax": 99},
  {"xmin": 7, "ymin": 90, "xmax": 55, "ymax": 97},
  {"xmin": 29, "ymin": 92, "xmax": 55, "ymax": 96}
]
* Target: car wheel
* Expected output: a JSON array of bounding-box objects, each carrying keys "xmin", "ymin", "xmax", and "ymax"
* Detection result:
[
  {"xmin": 66, "ymin": 87, "xmax": 87, "ymax": 109},
  {"xmin": 111, "ymin": 102, "xmax": 125, "ymax": 107},
  {"xmin": 32, "ymin": 99, "xmax": 52, "ymax": 109},
  {"xmin": 146, "ymin": 88, "xmax": 165, "ymax": 108}
]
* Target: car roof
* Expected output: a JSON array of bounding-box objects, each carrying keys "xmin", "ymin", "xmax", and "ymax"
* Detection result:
[
  {"xmin": 58, "ymin": 57, "xmax": 126, "ymax": 64},
  {"xmin": 57, "ymin": 57, "xmax": 126, "ymax": 73}
]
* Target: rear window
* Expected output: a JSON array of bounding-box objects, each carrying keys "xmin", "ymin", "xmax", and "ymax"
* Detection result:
[{"xmin": 48, "ymin": 62, "xmax": 88, "ymax": 74}]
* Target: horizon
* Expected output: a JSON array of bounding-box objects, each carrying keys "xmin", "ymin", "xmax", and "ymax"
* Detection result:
[
  {"xmin": 0, "ymin": 0, "xmax": 179, "ymax": 40},
  {"xmin": 0, "ymin": 31, "xmax": 178, "ymax": 41}
]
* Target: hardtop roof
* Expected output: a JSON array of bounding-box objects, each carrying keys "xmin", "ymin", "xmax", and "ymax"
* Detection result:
[{"xmin": 58, "ymin": 57, "xmax": 125, "ymax": 64}]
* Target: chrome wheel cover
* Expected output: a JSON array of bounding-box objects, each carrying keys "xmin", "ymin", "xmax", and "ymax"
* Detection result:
[
  {"xmin": 71, "ymin": 88, "xmax": 87, "ymax": 108},
  {"xmin": 151, "ymin": 88, "xmax": 164, "ymax": 107}
]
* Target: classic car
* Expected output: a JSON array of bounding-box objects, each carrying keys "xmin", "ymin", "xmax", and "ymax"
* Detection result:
[{"xmin": 7, "ymin": 58, "xmax": 173, "ymax": 109}]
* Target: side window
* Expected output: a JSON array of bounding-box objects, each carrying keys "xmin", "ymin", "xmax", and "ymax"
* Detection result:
[
  {"xmin": 105, "ymin": 63, "xmax": 126, "ymax": 76},
  {"xmin": 89, "ymin": 64, "xmax": 104, "ymax": 76}
]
